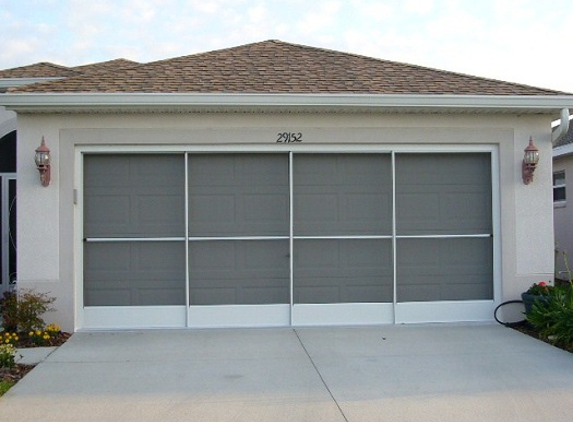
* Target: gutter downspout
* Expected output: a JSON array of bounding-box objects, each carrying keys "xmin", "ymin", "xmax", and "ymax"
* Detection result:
[{"xmin": 552, "ymin": 108, "xmax": 570, "ymax": 145}]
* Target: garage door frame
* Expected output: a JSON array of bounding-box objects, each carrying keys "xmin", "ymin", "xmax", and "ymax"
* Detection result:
[{"xmin": 75, "ymin": 143, "xmax": 501, "ymax": 330}]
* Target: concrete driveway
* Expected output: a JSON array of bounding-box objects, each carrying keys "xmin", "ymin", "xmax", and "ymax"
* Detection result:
[{"xmin": 2, "ymin": 324, "xmax": 573, "ymax": 422}]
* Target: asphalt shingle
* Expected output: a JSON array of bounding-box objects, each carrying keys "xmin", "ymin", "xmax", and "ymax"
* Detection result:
[{"xmin": 3, "ymin": 40, "xmax": 568, "ymax": 95}]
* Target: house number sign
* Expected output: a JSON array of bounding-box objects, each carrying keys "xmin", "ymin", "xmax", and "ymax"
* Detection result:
[{"xmin": 276, "ymin": 132, "xmax": 303, "ymax": 143}]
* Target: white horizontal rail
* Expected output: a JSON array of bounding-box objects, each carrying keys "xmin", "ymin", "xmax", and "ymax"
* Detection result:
[
  {"xmin": 396, "ymin": 234, "xmax": 492, "ymax": 239},
  {"xmin": 84, "ymin": 237, "xmax": 185, "ymax": 242},
  {"xmin": 85, "ymin": 233, "xmax": 491, "ymax": 242}
]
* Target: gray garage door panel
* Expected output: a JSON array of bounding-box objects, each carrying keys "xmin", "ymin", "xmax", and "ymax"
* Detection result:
[
  {"xmin": 395, "ymin": 153, "xmax": 492, "ymax": 236},
  {"xmin": 188, "ymin": 154, "xmax": 289, "ymax": 236},
  {"xmin": 84, "ymin": 155, "xmax": 185, "ymax": 237},
  {"xmin": 294, "ymin": 239, "xmax": 393, "ymax": 303},
  {"xmin": 84, "ymin": 242, "xmax": 186, "ymax": 306},
  {"xmin": 188, "ymin": 240, "xmax": 290, "ymax": 305},
  {"xmin": 396, "ymin": 237, "xmax": 493, "ymax": 302},
  {"xmin": 293, "ymin": 154, "xmax": 392, "ymax": 236}
]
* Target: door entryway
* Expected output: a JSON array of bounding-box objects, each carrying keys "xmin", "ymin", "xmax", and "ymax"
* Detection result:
[{"xmin": 0, "ymin": 130, "xmax": 17, "ymax": 295}]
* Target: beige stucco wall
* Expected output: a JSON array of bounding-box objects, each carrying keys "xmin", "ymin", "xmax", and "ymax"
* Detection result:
[{"xmin": 14, "ymin": 112, "xmax": 555, "ymax": 331}]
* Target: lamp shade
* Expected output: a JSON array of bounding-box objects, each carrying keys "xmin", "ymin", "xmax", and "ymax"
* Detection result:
[
  {"xmin": 523, "ymin": 137, "xmax": 539, "ymax": 165},
  {"xmin": 35, "ymin": 137, "xmax": 51, "ymax": 166}
]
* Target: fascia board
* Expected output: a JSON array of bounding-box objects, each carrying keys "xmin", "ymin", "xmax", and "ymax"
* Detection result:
[
  {"xmin": 2, "ymin": 92, "xmax": 573, "ymax": 113},
  {"xmin": 553, "ymin": 143, "xmax": 573, "ymax": 158}
]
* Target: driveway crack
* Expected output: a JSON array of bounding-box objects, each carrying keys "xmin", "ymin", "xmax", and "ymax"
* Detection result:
[{"xmin": 293, "ymin": 329, "xmax": 349, "ymax": 422}]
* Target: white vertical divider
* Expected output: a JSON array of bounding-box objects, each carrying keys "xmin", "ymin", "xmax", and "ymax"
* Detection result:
[
  {"xmin": 184, "ymin": 153, "xmax": 190, "ymax": 326},
  {"xmin": 289, "ymin": 151, "xmax": 294, "ymax": 326},
  {"xmin": 391, "ymin": 151, "xmax": 397, "ymax": 324}
]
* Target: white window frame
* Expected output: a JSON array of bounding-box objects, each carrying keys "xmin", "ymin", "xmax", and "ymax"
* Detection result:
[{"xmin": 553, "ymin": 170, "xmax": 566, "ymax": 207}]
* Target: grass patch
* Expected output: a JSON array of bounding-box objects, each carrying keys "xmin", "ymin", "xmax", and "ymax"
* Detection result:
[{"xmin": 0, "ymin": 379, "xmax": 15, "ymax": 397}]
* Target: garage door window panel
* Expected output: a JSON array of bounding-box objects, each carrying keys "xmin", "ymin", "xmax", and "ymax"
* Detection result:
[
  {"xmin": 84, "ymin": 242, "xmax": 186, "ymax": 306},
  {"xmin": 293, "ymin": 154, "xmax": 393, "ymax": 236},
  {"xmin": 188, "ymin": 154, "xmax": 289, "ymax": 237},
  {"xmin": 188, "ymin": 240, "xmax": 290, "ymax": 305},
  {"xmin": 84, "ymin": 155, "xmax": 185, "ymax": 237},
  {"xmin": 395, "ymin": 153, "xmax": 492, "ymax": 236}
]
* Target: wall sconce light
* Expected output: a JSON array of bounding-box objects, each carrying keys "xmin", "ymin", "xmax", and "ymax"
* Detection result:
[
  {"xmin": 34, "ymin": 136, "xmax": 51, "ymax": 187},
  {"xmin": 522, "ymin": 136, "xmax": 539, "ymax": 185}
]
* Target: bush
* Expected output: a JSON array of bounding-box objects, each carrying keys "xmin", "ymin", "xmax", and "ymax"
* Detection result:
[
  {"xmin": 526, "ymin": 284, "xmax": 573, "ymax": 348},
  {"xmin": 0, "ymin": 344, "xmax": 17, "ymax": 369},
  {"xmin": 0, "ymin": 289, "xmax": 56, "ymax": 333}
]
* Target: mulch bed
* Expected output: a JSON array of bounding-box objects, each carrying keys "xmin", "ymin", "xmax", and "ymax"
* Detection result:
[
  {"xmin": 0, "ymin": 364, "xmax": 35, "ymax": 385},
  {"xmin": 511, "ymin": 322, "xmax": 573, "ymax": 353},
  {"xmin": 12, "ymin": 331, "xmax": 72, "ymax": 348}
]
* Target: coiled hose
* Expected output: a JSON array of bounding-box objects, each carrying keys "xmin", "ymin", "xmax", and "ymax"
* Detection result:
[{"xmin": 494, "ymin": 300, "xmax": 526, "ymax": 327}]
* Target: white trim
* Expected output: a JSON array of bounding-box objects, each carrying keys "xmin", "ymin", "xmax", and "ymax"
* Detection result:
[
  {"xmin": 74, "ymin": 150, "xmax": 84, "ymax": 330},
  {"xmin": 184, "ymin": 153, "xmax": 190, "ymax": 326},
  {"xmin": 84, "ymin": 306, "xmax": 186, "ymax": 329},
  {"xmin": 85, "ymin": 237, "xmax": 186, "ymax": 242},
  {"xmin": 188, "ymin": 304, "xmax": 290, "ymax": 328},
  {"xmin": 76, "ymin": 144, "xmax": 501, "ymax": 329},
  {"xmin": 395, "ymin": 301, "xmax": 495, "ymax": 324},
  {"xmin": 391, "ymin": 151, "xmax": 397, "ymax": 324},
  {"xmin": 0, "ymin": 92, "xmax": 545, "ymax": 106},
  {"xmin": 2, "ymin": 93, "xmax": 573, "ymax": 114},
  {"xmin": 289, "ymin": 151, "xmax": 294, "ymax": 326},
  {"xmin": 553, "ymin": 143, "xmax": 573, "ymax": 158},
  {"xmin": 292, "ymin": 303, "xmax": 394, "ymax": 326},
  {"xmin": 76, "ymin": 142, "xmax": 496, "ymax": 154},
  {"xmin": 491, "ymin": 147, "xmax": 502, "ymax": 305},
  {"xmin": 0, "ymin": 113, "xmax": 17, "ymax": 139}
]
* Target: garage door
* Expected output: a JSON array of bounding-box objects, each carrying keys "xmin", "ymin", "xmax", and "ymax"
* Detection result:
[{"xmin": 82, "ymin": 151, "xmax": 493, "ymax": 329}]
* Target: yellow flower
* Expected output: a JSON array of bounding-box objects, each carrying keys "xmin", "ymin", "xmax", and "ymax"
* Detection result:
[{"xmin": 29, "ymin": 331, "xmax": 34, "ymax": 336}]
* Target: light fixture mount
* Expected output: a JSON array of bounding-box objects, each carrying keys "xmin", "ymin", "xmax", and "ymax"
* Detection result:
[{"xmin": 522, "ymin": 136, "xmax": 539, "ymax": 185}]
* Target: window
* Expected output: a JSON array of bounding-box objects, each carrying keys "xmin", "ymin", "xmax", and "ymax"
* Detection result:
[{"xmin": 553, "ymin": 171, "xmax": 566, "ymax": 203}]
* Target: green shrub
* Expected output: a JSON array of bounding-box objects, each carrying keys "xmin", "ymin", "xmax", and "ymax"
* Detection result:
[
  {"xmin": 0, "ymin": 344, "xmax": 17, "ymax": 369},
  {"xmin": 0, "ymin": 289, "xmax": 55, "ymax": 333},
  {"xmin": 526, "ymin": 284, "xmax": 573, "ymax": 348},
  {"xmin": 0, "ymin": 291, "xmax": 18, "ymax": 332}
]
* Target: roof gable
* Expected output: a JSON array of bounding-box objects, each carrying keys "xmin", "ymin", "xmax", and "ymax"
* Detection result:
[
  {"xmin": 71, "ymin": 59, "xmax": 141, "ymax": 74},
  {"xmin": 0, "ymin": 62, "xmax": 79, "ymax": 78},
  {"xmin": 6, "ymin": 40, "xmax": 567, "ymax": 95}
]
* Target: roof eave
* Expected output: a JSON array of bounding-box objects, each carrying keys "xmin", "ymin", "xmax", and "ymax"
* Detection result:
[
  {"xmin": 553, "ymin": 142, "xmax": 573, "ymax": 158},
  {"xmin": 2, "ymin": 92, "xmax": 573, "ymax": 115}
]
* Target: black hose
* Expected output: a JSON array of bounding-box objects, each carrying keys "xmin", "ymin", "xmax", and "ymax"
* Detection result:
[{"xmin": 494, "ymin": 300, "xmax": 527, "ymax": 327}]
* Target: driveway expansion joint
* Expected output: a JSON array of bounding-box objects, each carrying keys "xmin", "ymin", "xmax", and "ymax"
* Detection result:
[{"xmin": 293, "ymin": 329, "xmax": 349, "ymax": 422}]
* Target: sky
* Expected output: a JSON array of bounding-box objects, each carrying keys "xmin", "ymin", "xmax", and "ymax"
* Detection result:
[{"xmin": 1, "ymin": 0, "xmax": 572, "ymax": 93}]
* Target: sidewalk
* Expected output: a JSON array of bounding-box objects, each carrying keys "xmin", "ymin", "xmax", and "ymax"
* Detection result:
[{"xmin": 1, "ymin": 324, "xmax": 573, "ymax": 421}]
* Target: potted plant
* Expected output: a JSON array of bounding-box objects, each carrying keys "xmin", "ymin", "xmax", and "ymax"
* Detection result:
[{"xmin": 522, "ymin": 281, "xmax": 553, "ymax": 314}]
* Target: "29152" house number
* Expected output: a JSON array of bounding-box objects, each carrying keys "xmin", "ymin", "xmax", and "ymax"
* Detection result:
[{"xmin": 276, "ymin": 132, "xmax": 303, "ymax": 143}]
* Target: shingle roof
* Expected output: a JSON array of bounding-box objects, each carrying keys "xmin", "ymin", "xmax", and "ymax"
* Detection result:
[
  {"xmin": 0, "ymin": 62, "xmax": 79, "ymax": 78},
  {"xmin": 71, "ymin": 59, "xmax": 140, "ymax": 74},
  {"xmin": 4, "ymin": 40, "xmax": 569, "ymax": 95},
  {"xmin": 0, "ymin": 59, "xmax": 140, "ymax": 80}
]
